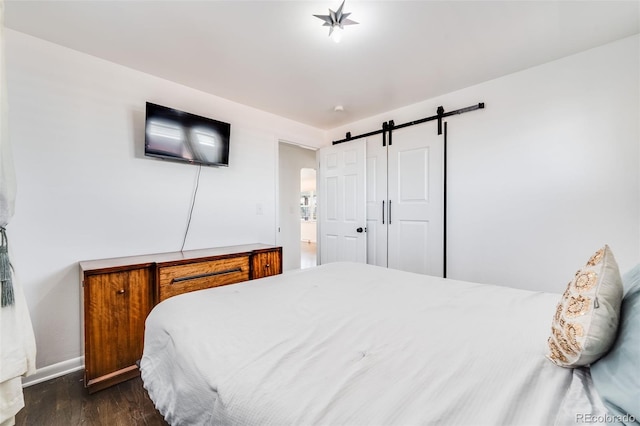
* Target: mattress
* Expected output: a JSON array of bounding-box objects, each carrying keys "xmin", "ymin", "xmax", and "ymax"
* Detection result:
[{"xmin": 140, "ymin": 262, "xmax": 606, "ymax": 425}]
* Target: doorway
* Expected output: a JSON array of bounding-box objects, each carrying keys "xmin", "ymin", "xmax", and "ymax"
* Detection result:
[
  {"xmin": 300, "ymin": 168, "xmax": 317, "ymax": 268},
  {"xmin": 278, "ymin": 142, "xmax": 317, "ymax": 271}
]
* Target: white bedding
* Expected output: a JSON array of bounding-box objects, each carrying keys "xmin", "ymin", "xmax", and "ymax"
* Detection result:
[{"xmin": 140, "ymin": 262, "xmax": 606, "ymax": 426}]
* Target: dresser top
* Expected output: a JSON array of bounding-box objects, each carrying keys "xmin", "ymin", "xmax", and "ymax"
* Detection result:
[{"xmin": 80, "ymin": 243, "xmax": 279, "ymax": 272}]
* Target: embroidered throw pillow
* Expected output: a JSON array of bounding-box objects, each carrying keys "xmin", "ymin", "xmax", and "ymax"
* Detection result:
[{"xmin": 547, "ymin": 245, "xmax": 623, "ymax": 367}]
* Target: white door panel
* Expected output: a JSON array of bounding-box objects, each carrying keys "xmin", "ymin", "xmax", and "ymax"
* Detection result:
[
  {"xmin": 398, "ymin": 148, "xmax": 429, "ymax": 201},
  {"xmin": 388, "ymin": 123, "xmax": 443, "ymax": 276},
  {"xmin": 393, "ymin": 220, "xmax": 430, "ymax": 274},
  {"xmin": 321, "ymin": 124, "xmax": 443, "ymax": 276},
  {"xmin": 318, "ymin": 140, "xmax": 367, "ymax": 264},
  {"xmin": 366, "ymin": 134, "xmax": 388, "ymax": 267}
]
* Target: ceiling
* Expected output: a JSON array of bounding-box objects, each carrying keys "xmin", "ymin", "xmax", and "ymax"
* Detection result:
[{"xmin": 4, "ymin": 1, "xmax": 639, "ymax": 130}]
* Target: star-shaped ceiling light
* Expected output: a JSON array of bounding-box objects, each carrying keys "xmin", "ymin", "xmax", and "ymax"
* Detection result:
[{"xmin": 313, "ymin": 0, "xmax": 358, "ymax": 43}]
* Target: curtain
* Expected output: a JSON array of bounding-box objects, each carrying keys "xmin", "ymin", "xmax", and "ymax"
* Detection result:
[{"xmin": 0, "ymin": 2, "xmax": 36, "ymax": 425}]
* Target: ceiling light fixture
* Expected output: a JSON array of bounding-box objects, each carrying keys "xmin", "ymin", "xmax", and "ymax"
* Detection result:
[{"xmin": 313, "ymin": 0, "xmax": 358, "ymax": 43}]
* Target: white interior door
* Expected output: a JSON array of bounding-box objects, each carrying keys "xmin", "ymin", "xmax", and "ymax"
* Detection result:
[
  {"xmin": 366, "ymin": 134, "xmax": 388, "ymax": 267},
  {"xmin": 387, "ymin": 122, "xmax": 444, "ymax": 276},
  {"xmin": 318, "ymin": 140, "xmax": 367, "ymax": 264}
]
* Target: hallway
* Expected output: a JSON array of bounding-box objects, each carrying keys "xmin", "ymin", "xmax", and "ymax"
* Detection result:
[{"xmin": 301, "ymin": 241, "xmax": 317, "ymax": 269}]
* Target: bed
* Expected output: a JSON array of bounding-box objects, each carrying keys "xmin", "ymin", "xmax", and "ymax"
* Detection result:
[{"xmin": 140, "ymin": 250, "xmax": 639, "ymax": 426}]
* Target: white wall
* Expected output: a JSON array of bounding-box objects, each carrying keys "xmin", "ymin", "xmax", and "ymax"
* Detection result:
[
  {"xmin": 327, "ymin": 35, "xmax": 640, "ymax": 293},
  {"xmin": 278, "ymin": 142, "xmax": 316, "ymax": 271},
  {"xmin": 6, "ymin": 30, "xmax": 324, "ymax": 372}
]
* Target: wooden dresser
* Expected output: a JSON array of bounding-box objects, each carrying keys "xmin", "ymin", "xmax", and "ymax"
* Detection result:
[{"xmin": 80, "ymin": 244, "xmax": 282, "ymax": 393}]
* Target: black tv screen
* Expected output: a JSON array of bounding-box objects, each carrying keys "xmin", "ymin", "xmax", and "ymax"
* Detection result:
[{"xmin": 144, "ymin": 102, "xmax": 230, "ymax": 167}]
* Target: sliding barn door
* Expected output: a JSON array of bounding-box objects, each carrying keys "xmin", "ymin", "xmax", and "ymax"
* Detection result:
[
  {"xmin": 387, "ymin": 122, "xmax": 444, "ymax": 276},
  {"xmin": 318, "ymin": 140, "xmax": 367, "ymax": 264},
  {"xmin": 366, "ymin": 134, "xmax": 388, "ymax": 267}
]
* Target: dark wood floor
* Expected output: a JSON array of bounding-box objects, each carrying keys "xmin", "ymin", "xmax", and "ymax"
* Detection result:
[{"xmin": 15, "ymin": 370, "xmax": 168, "ymax": 426}]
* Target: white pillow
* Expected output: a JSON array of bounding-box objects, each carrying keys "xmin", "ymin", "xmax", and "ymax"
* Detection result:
[{"xmin": 547, "ymin": 245, "xmax": 623, "ymax": 367}]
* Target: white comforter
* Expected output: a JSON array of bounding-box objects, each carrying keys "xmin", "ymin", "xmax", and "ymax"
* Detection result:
[{"xmin": 141, "ymin": 262, "xmax": 604, "ymax": 426}]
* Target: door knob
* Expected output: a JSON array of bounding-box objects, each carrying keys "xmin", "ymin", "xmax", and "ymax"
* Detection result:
[{"xmin": 356, "ymin": 227, "xmax": 364, "ymax": 233}]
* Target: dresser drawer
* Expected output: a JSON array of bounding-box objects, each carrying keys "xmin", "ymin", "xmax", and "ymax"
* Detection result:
[
  {"xmin": 158, "ymin": 256, "xmax": 250, "ymax": 302},
  {"xmin": 251, "ymin": 248, "xmax": 282, "ymax": 279}
]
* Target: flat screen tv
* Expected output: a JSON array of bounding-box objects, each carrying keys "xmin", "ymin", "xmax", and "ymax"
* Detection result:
[{"xmin": 144, "ymin": 102, "xmax": 231, "ymax": 167}]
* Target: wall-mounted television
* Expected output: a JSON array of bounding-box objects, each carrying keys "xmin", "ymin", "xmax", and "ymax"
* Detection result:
[{"xmin": 144, "ymin": 102, "xmax": 231, "ymax": 167}]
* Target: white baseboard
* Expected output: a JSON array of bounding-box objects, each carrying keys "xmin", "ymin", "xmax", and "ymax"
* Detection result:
[{"xmin": 21, "ymin": 357, "xmax": 84, "ymax": 388}]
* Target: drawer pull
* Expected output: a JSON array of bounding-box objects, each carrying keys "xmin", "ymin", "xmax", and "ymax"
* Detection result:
[
  {"xmin": 171, "ymin": 267, "xmax": 243, "ymax": 284},
  {"xmin": 265, "ymin": 264, "xmax": 270, "ymax": 268},
  {"xmin": 116, "ymin": 289, "xmax": 125, "ymax": 295}
]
